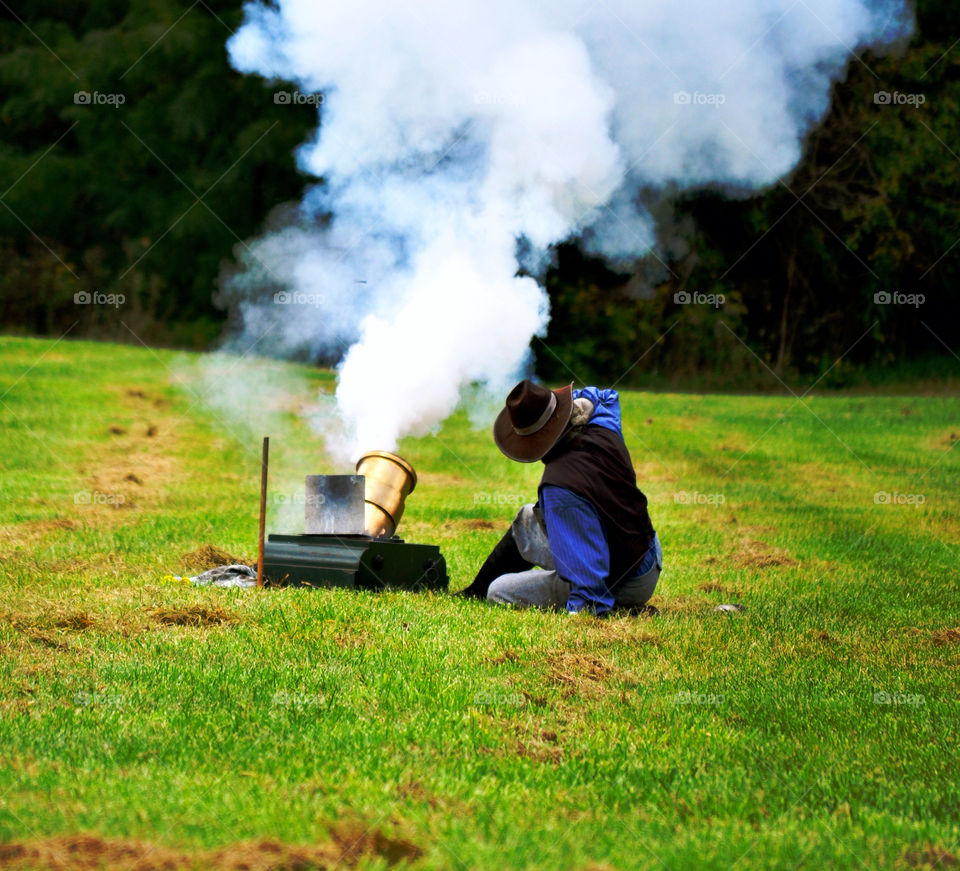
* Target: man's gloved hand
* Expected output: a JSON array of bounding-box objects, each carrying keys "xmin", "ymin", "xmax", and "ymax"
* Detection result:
[{"xmin": 570, "ymin": 397, "xmax": 595, "ymax": 427}]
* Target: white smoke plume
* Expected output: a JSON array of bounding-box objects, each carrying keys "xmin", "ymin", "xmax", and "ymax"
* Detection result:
[{"xmin": 222, "ymin": 0, "xmax": 908, "ymax": 462}]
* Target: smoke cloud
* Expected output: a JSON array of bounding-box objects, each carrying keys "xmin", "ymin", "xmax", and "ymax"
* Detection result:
[{"xmin": 221, "ymin": 0, "xmax": 908, "ymax": 462}]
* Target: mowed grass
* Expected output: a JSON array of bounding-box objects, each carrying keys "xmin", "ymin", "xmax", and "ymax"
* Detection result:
[{"xmin": 0, "ymin": 335, "xmax": 958, "ymax": 870}]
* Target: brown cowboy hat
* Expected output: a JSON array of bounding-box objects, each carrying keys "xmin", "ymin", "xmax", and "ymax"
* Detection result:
[{"xmin": 493, "ymin": 379, "xmax": 574, "ymax": 463}]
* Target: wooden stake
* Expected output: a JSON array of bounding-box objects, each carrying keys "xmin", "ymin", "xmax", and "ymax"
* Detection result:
[{"xmin": 257, "ymin": 436, "xmax": 269, "ymax": 588}]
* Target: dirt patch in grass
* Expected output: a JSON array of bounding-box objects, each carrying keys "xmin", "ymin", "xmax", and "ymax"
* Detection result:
[
  {"xmin": 416, "ymin": 472, "xmax": 470, "ymax": 490},
  {"xmin": 326, "ymin": 825, "xmax": 422, "ymax": 866},
  {"xmin": 715, "ymin": 438, "xmax": 749, "ymax": 454},
  {"xmin": 52, "ymin": 612, "xmax": 96, "ymax": 631},
  {"xmin": 581, "ymin": 618, "xmax": 662, "ymax": 647},
  {"xmin": 514, "ymin": 736, "xmax": 564, "ymax": 764},
  {"xmin": 32, "ymin": 518, "xmax": 79, "ymax": 534},
  {"xmin": 931, "ymin": 628, "xmax": 960, "ymax": 646},
  {"xmin": 929, "ymin": 430, "xmax": 959, "ymax": 450},
  {"xmin": 0, "ymin": 827, "xmax": 422, "ymax": 870},
  {"xmin": 0, "ymin": 517, "xmax": 81, "ymax": 549},
  {"xmin": 23, "ymin": 630, "xmax": 72, "ymax": 650},
  {"xmin": 547, "ymin": 651, "xmax": 629, "ymax": 697},
  {"xmin": 632, "ymin": 460, "xmax": 676, "ymax": 485},
  {"xmin": 395, "ymin": 779, "xmax": 441, "ymax": 809},
  {"xmin": 2, "ymin": 608, "xmax": 97, "ymax": 635},
  {"xmin": 732, "ymin": 537, "xmax": 796, "ymax": 568},
  {"xmin": 654, "ymin": 594, "xmax": 710, "ymax": 615},
  {"xmin": 73, "ymin": 386, "xmax": 185, "ymax": 526},
  {"xmin": 179, "ymin": 544, "xmax": 251, "ymax": 573},
  {"xmin": 489, "ymin": 650, "xmax": 520, "ymax": 664},
  {"xmin": 549, "ymin": 652, "xmax": 612, "ymax": 683},
  {"xmin": 147, "ymin": 605, "xmax": 238, "ymax": 627},
  {"xmin": 462, "ymin": 519, "xmax": 497, "ymax": 530},
  {"xmin": 905, "ymin": 845, "xmax": 959, "ymax": 868},
  {"xmin": 2, "ymin": 593, "xmax": 152, "ymax": 651},
  {"xmin": 123, "ymin": 387, "xmax": 170, "ymax": 409},
  {"xmin": 502, "ymin": 723, "xmax": 566, "ymax": 764},
  {"xmin": 0, "ymin": 609, "xmax": 102, "ymax": 671}
]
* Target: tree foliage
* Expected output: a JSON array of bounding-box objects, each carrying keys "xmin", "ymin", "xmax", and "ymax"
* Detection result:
[{"xmin": 0, "ymin": 0, "xmax": 314, "ymax": 345}]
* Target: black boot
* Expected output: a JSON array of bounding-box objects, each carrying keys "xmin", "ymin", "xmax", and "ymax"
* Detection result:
[{"xmin": 456, "ymin": 527, "xmax": 534, "ymax": 599}]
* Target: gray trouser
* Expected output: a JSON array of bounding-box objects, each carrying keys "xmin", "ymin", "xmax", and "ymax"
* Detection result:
[{"xmin": 487, "ymin": 504, "xmax": 661, "ymax": 611}]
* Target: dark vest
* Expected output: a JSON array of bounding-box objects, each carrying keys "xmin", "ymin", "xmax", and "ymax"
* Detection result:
[{"xmin": 539, "ymin": 424, "xmax": 655, "ymax": 587}]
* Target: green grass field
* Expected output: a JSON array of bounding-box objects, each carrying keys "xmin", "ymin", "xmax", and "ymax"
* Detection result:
[{"xmin": 0, "ymin": 335, "xmax": 958, "ymax": 870}]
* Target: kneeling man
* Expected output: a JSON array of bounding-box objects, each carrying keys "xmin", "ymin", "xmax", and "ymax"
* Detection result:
[{"xmin": 458, "ymin": 380, "xmax": 662, "ymax": 616}]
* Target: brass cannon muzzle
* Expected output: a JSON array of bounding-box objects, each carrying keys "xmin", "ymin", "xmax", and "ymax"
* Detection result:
[{"xmin": 355, "ymin": 451, "xmax": 417, "ymax": 538}]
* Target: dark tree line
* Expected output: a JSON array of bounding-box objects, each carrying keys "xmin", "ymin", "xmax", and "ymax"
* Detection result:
[
  {"xmin": 1, "ymin": 1, "xmax": 958, "ymax": 384},
  {"xmin": 0, "ymin": 0, "xmax": 316, "ymax": 346}
]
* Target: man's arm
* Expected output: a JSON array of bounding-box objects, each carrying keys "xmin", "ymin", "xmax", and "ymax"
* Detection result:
[
  {"xmin": 572, "ymin": 386, "xmax": 621, "ymax": 434},
  {"xmin": 540, "ymin": 484, "xmax": 614, "ymax": 615}
]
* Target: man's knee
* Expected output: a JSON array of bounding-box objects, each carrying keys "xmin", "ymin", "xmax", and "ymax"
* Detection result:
[
  {"xmin": 487, "ymin": 570, "xmax": 568, "ymax": 610},
  {"xmin": 486, "ymin": 575, "xmax": 513, "ymax": 604},
  {"xmin": 487, "ymin": 572, "xmax": 536, "ymax": 606}
]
